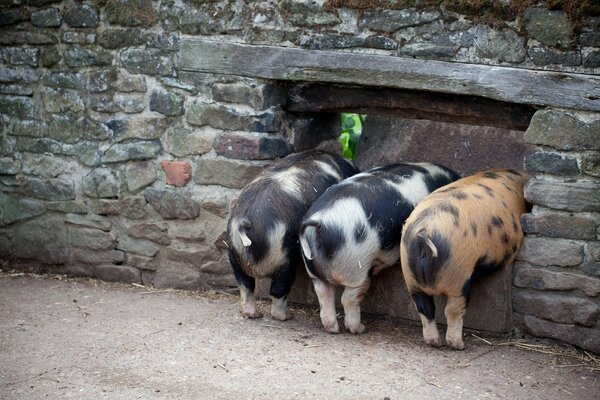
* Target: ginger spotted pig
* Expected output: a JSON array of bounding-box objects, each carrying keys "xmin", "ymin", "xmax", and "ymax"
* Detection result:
[{"xmin": 400, "ymin": 169, "xmax": 529, "ymax": 350}]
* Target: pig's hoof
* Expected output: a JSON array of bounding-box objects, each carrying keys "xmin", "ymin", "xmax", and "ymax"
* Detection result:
[
  {"xmin": 425, "ymin": 336, "xmax": 443, "ymax": 348},
  {"xmin": 446, "ymin": 337, "xmax": 465, "ymax": 350},
  {"xmin": 322, "ymin": 319, "xmax": 340, "ymax": 333},
  {"xmin": 346, "ymin": 323, "xmax": 365, "ymax": 334},
  {"xmin": 271, "ymin": 309, "xmax": 292, "ymax": 321},
  {"xmin": 242, "ymin": 310, "xmax": 263, "ymax": 319}
]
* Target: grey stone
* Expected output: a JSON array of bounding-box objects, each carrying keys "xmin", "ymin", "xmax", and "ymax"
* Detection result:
[
  {"xmin": 164, "ymin": 242, "xmax": 221, "ymax": 266},
  {"xmin": 87, "ymin": 69, "xmax": 117, "ymax": 92},
  {"xmin": 359, "ymin": 9, "xmax": 439, "ymax": 32},
  {"xmin": 524, "ymin": 8, "xmax": 573, "ymax": 49},
  {"xmin": 164, "ymin": 123, "xmax": 213, "ymax": 157},
  {"xmin": 117, "ymin": 234, "xmax": 160, "ymax": 257},
  {"xmin": 212, "ymin": 82, "xmax": 286, "ymax": 110},
  {"xmin": 89, "ymin": 94, "xmax": 119, "ymax": 113},
  {"xmin": 41, "ymin": 87, "xmax": 85, "ymax": 113},
  {"xmin": 46, "ymin": 201, "xmax": 87, "ymax": 214},
  {"xmin": 127, "ymin": 222, "xmax": 170, "ymax": 245},
  {"xmin": 191, "ymin": 186, "xmax": 233, "ymax": 218},
  {"xmin": 114, "ymin": 94, "xmax": 145, "ymax": 113},
  {"xmin": 194, "ymin": 157, "xmax": 264, "ymax": 189},
  {"xmin": 120, "ymin": 197, "xmax": 150, "ymax": 220},
  {"xmin": 115, "ymin": 72, "xmax": 147, "ymax": 93},
  {"xmin": 161, "ymin": 77, "xmax": 196, "ymax": 93},
  {"xmin": 62, "ymin": 31, "xmax": 91, "ymax": 44},
  {"xmin": 186, "ymin": 103, "xmax": 278, "ymax": 132},
  {"xmin": 14, "ymin": 216, "xmax": 68, "ymax": 264},
  {"xmin": 0, "ymin": 31, "xmax": 57, "ymax": 45},
  {"xmin": 68, "ymin": 226, "xmax": 116, "ymax": 250},
  {"xmin": 0, "ymin": 8, "xmax": 30, "ymax": 26},
  {"xmin": 515, "ymin": 264, "xmax": 600, "ymax": 297},
  {"xmin": 214, "ymin": 132, "xmax": 292, "ymax": 160},
  {"xmin": 0, "ymin": 134, "xmax": 15, "ymax": 156},
  {"xmin": 41, "ymin": 46, "xmax": 60, "ymax": 67},
  {"xmin": 162, "ymin": 0, "xmax": 243, "ymax": 35},
  {"xmin": 0, "ymin": 228, "xmax": 14, "ymax": 259},
  {"xmin": 86, "ymin": 199, "xmax": 124, "ymax": 217},
  {"xmin": 82, "ymin": 168, "xmax": 119, "ymax": 199},
  {"xmin": 521, "ymin": 211, "xmax": 596, "ymax": 240},
  {"xmin": 0, "ymin": 95, "xmax": 34, "ymax": 118},
  {"xmin": 581, "ymin": 152, "xmax": 600, "ymax": 177},
  {"xmin": 72, "ymin": 248, "xmax": 125, "ymax": 265},
  {"xmin": 517, "ymin": 237, "xmax": 584, "ymax": 267},
  {"xmin": 398, "ymin": 34, "xmax": 462, "ymax": 59},
  {"xmin": 0, "ymin": 68, "xmax": 40, "ymax": 83},
  {"xmin": 64, "ymin": 48, "xmax": 112, "ymax": 67},
  {"xmin": 125, "ymin": 161, "xmax": 157, "ymax": 192},
  {"xmin": 472, "ymin": 25, "xmax": 527, "ymax": 63},
  {"xmin": 514, "ymin": 290, "xmax": 598, "ymax": 326},
  {"xmin": 63, "ymin": 141, "xmax": 103, "ymax": 167},
  {"xmin": 127, "ymin": 254, "xmax": 157, "ymax": 271},
  {"xmin": 528, "ymin": 46, "xmax": 582, "ymax": 66},
  {"xmin": 144, "ymin": 188, "xmax": 201, "ymax": 220},
  {"xmin": 524, "ymin": 110, "xmax": 600, "ymax": 150},
  {"xmin": 581, "ymin": 259, "xmax": 600, "ymax": 277},
  {"xmin": 524, "ymin": 178, "xmax": 600, "ymax": 213},
  {"xmin": 590, "ymin": 243, "xmax": 600, "ymax": 262},
  {"xmin": 299, "ymin": 34, "xmax": 397, "ymax": 51},
  {"xmin": 14, "ymin": 138, "xmax": 62, "ymax": 155},
  {"xmin": 0, "ymin": 194, "xmax": 46, "ymax": 225},
  {"xmin": 63, "ymin": 4, "xmax": 99, "ymax": 28},
  {"xmin": 94, "ymin": 265, "xmax": 141, "ymax": 284},
  {"xmin": 150, "ymin": 90, "xmax": 184, "ymax": 116},
  {"xmin": 102, "ymin": 140, "xmax": 162, "ymax": 163},
  {"xmin": 31, "ymin": 7, "xmax": 61, "ymax": 27},
  {"xmin": 97, "ymin": 28, "xmax": 145, "ymax": 49},
  {"xmin": 0, "ymin": 47, "xmax": 40, "ymax": 67},
  {"xmin": 107, "ymin": 117, "xmax": 167, "ymax": 142},
  {"xmin": 281, "ymin": 0, "xmax": 340, "ymax": 28},
  {"xmin": 151, "ymin": 260, "xmax": 202, "ymax": 289},
  {"xmin": 580, "ymin": 29, "xmax": 600, "ymax": 47},
  {"xmin": 519, "ymin": 314, "xmax": 600, "ymax": 353},
  {"xmin": 18, "ymin": 176, "xmax": 75, "ymax": 201},
  {"xmin": 47, "ymin": 115, "xmax": 110, "ymax": 143},
  {"xmin": 64, "ymin": 213, "xmax": 112, "ymax": 232},
  {"xmin": 0, "ymin": 157, "xmax": 20, "ymax": 174},
  {"xmin": 21, "ymin": 153, "xmax": 66, "ymax": 178},
  {"xmin": 0, "ymin": 84, "xmax": 34, "ymax": 96},
  {"xmin": 105, "ymin": 0, "xmax": 158, "ymax": 27},
  {"xmin": 44, "ymin": 71, "xmax": 86, "ymax": 90},
  {"xmin": 583, "ymin": 51, "xmax": 600, "ymax": 68},
  {"xmin": 120, "ymin": 48, "xmax": 173, "ymax": 76},
  {"xmin": 524, "ymin": 151, "xmax": 579, "ymax": 175},
  {"xmin": 8, "ymin": 119, "xmax": 47, "ymax": 139}
]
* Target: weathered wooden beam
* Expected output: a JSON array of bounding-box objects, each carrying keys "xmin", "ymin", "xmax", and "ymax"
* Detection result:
[
  {"xmin": 285, "ymin": 83, "xmax": 536, "ymax": 130},
  {"xmin": 178, "ymin": 39, "xmax": 600, "ymax": 112}
]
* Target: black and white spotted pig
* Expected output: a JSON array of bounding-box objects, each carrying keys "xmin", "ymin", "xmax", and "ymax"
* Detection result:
[
  {"xmin": 299, "ymin": 163, "xmax": 460, "ymax": 333},
  {"xmin": 400, "ymin": 169, "xmax": 529, "ymax": 350},
  {"xmin": 227, "ymin": 150, "xmax": 359, "ymax": 321}
]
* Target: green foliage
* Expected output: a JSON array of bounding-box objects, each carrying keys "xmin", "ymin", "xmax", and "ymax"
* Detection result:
[{"xmin": 339, "ymin": 113, "xmax": 365, "ymax": 160}]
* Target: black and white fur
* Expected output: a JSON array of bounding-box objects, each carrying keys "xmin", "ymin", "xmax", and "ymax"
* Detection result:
[
  {"xmin": 299, "ymin": 163, "xmax": 460, "ymax": 333},
  {"xmin": 227, "ymin": 150, "xmax": 359, "ymax": 320}
]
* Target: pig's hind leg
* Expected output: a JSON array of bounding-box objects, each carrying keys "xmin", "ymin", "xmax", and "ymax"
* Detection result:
[
  {"xmin": 312, "ymin": 278, "xmax": 339, "ymax": 333},
  {"xmin": 341, "ymin": 280, "xmax": 370, "ymax": 334},
  {"xmin": 228, "ymin": 250, "xmax": 262, "ymax": 319},
  {"xmin": 269, "ymin": 261, "xmax": 297, "ymax": 321}
]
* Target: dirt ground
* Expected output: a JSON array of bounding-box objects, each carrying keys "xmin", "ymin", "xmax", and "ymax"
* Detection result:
[{"xmin": 0, "ymin": 273, "xmax": 598, "ymax": 400}]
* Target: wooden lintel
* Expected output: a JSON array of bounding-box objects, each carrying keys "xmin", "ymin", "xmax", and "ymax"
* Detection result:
[
  {"xmin": 284, "ymin": 84, "xmax": 536, "ymax": 131},
  {"xmin": 178, "ymin": 39, "xmax": 600, "ymax": 112}
]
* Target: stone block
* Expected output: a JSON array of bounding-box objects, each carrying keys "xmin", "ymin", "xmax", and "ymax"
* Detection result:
[
  {"xmin": 117, "ymin": 233, "xmax": 161, "ymax": 257},
  {"xmin": 151, "ymin": 260, "xmax": 203, "ymax": 290},
  {"xmin": 47, "ymin": 114, "xmax": 110, "ymax": 143},
  {"xmin": 68, "ymin": 226, "xmax": 116, "ymax": 250},
  {"xmin": 584, "ymin": 51, "xmax": 600, "ymax": 68},
  {"xmin": 524, "ymin": 152, "xmax": 579, "ymax": 175},
  {"xmin": 94, "ymin": 265, "xmax": 141, "ymax": 284},
  {"xmin": 0, "ymin": 157, "xmax": 20, "ymax": 174},
  {"xmin": 31, "ymin": 8, "xmax": 61, "ymax": 27},
  {"xmin": 0, "ymin": 31, "xmax": 57, "ymax": 46},
  {"xmin": 97, "ymin": 28, "xmax": 145, "ymax": 49},
  {"xmin": 0, "ymin": 47, "xmax": 40, "ymax": 67},
  {"xmin": 0, "ymin": 95, "xmax": 34, "ymax": 118},
  {"xmin": 517, "ymin": 237, "xmax": 584, "ymax": 267},
  {"xmin": 194, "ymin": 156, "xmax": 265, "ymax": 189},
  {"xmin": 521, "ymin": 210, "xmax": 596, "ymax": 240},
  {"xmin": 105, "ymin": 0, "xmax": 158, "ymax": 27},
  {"xmin": 82, "ymin": 168, "xmax": 119, "ymax": 199},
  {"xmin": 528, "ymin": 46, "xmax": 582, "ymax": 66},
  {"xmin": 0, "ymin": 84, "xmax": 33, "ymax": 96},
  {"xmin": 298, "ymin": 34, "xmax": 398, "ymax": 51},
  {"xmin": 14, "ymin": 216, "xmax": 68, "ymax": 264},
  {"xmin": 44, "ymin": 71, "xmax": 86, "ymax": 90},
  {"xmin": 524, "ymin": 8, "xmax": 574, "ymax": 49},
  {"xmin": 281, "ymin": 0, "xmax": 340, "ymax": 27},
  {"xmin": 64, "ymin": 141, "xmax": 102, "ymax": 167},
  {"xmin": 0, "ymin": 68, "xmax": 40, "ymax": 83},
  {"xmin": 72, "ymin": 248, "xmax": 125, "ymax": 265},
  {"xmin": 524, "ymin": 109, "xmax": 600, "ymax": 151},
  {"xmin": 0, "ymin": 8, "xmax": 30, "ymax": 26},
  {"xmin": 524, "ymin": 178, "xmax": 600, "ymax": 213},
  {"xmin": 161, "ymin": 160, "xmax": 192, "ymax": 187},
  {"xmin": 581, "ymin": 152, "xmax": 600, "ymax": 177},
  {"xmin": 518, "ymin": 314, "xmax": 600, "ymax": 353},
  {"xmin": 63, "ymin": 4, "xmax": 99, "ymax": 28},
  {"xmin": 120, "ymin": 48, "xmax": 172, "ymax": 76},
  {"xmin": 18, "ymin": 176, "xmax": 75, "ymax": 201},
  {"xmin": 64, "ymin": 48, "xmax": 112, "ymax": 67},
  {"xmin": 214, "ymin": 132, "xmax": 292, "ymax": 160},
  {"xmin": 212, "ymin": 82, "xmax": 286, "ymax": 110},
  {"xmin": 589, "ymin": 243, "xmax": 600, "ymax": 262},
  {"xmin": 0, "ymin": 228, "xmax": 14, "ymax": 259},
  {"xmin": 41, "ymin": 46, "xmax": 60, "ymax": 67},
  {"xmin": 89, "ymin": 94, "xmax": 120, "ymax": 113},
  {"xmin": 127, "ymin": 222, "xmax": 171, "ymax": 245},
  {"xmin": 190, "ymin": 186, "xmax": 235, "ymax": 217},
  {"xmin": 472, "ymin": 25, "xmax": 526, "ymax": 63},
  {"xmin": 64, "ymin": 213, "xmax": 111, "ymax": 231},
  {"xmin": 107, "ymin": 116, "xmax": 167, "ymax": 142},
  {"xmin": 162, "ymin": 0, "xmax": 243, "ymax": 35},
  {"xmin": 514, "ymin": 290, "xmax": 599, "ymax": 327},
  {"xmin": 358, "ymin": 9, "xmax": 439, "ymax": 32},
  {"xmin": 163, "ymin": 123, "xmax": 213, "ymax": 157},
  {"xmin": 87, "ymin": 197, "xmax": 150, "ymax": 220},
  {"xmin": 125, "ymin": 161, "xmax": 157, "ymax": 192},
  {"xmin": 41, "ymin": 87, "xmax": 85, "ymax": 113},
  {"xmin": 144, "ymin": 188, "xmax": 200, "ymax": 220},
  {"xmin": 164, "ymin": 242, "xmax": 221, "ymax": 266},
  {"xmin": 0, "ymin": 194, "xmax": 46, "ymax": 225},
  {"xmin": 187, "ymin": 103, "xmax": 279, "ymax": 132},
  {"xmin": 150, "ymin": 89, "xmax": 184, "ymax": 116},
  {"xmin": 114, "ymin": 94, "xmax": 145, "ymax": 114},
  {"xmin": 102, "ymin": 140, "xmax": 162, "ymax": 163},
  {"xmin": 127, "ymin": 254, "xmax": 157, "ymax": 271},
  {"xmin": 514, "ymin": 264, "xmax": 600, "ymax": 297},
  {"xmin": 46, "ymin": 201, "xmax": 87, "ymax": 214}
]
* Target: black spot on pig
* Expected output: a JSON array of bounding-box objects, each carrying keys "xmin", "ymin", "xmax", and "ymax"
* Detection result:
[
  {"xmin": 451, "ymin": 191, "xmax": 468, "ymax": 200},
  {"xmin": 320, "ymin": 224, "xmax": 346, "ymax": 260},
  {"xmin": 423, "ymin": 167, "xmax": 461, "ymax": 193},
  {"xmin": 461, "ymin": 256, "xmax": 504, "ymax": 303},
  {"xmin": 412, "ymin": 292, "xmax": 436, "ymax": 321},
  {"xmin": 439, "ymin": 203, "xmax": 460, "ymax": 226},
  {"xmin": 483, "ymin": 171, "xmax": 500, "ymax": 180},
  {"xmin": 408, "ymin": 230, "xmax": 451, "ymax": 287},
  {"xmin": 477, "ymin": 183, "xmax": 495, "ymax": 198},
  {"xmin": 501, "ymin": 233, "xmax": 510, "ymax": 244},
  {"xmin": 470, "ymin": 222, "xmax": 478, "ymax": 236}
]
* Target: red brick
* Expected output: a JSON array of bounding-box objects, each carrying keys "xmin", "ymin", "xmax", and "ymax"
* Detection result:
[{"xmin": 161, "ymin": 160, "xmax": 192, "ymax": 187}]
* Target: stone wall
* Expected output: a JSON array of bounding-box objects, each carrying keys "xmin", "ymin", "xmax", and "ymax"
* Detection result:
[{"xmin": 0, "ymin": 1, "xmax": 599, "ymax": 352}]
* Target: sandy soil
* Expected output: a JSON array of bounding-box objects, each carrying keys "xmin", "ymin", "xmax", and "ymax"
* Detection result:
[{"xmin": 0, "ymin": 273, "xmax": 598, "ymax": 400}]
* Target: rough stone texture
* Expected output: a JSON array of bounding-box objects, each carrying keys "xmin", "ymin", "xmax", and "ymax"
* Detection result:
[
  {"xmin": 102, "ymin": 140, "xmax": 162, "ymax": 163},
  {"xmin": 0, "ymin": 194, "xmax": 46, "ymax": 225},
  {"xmin": 82, "ymin": 168, "xmax": 119, "ymax": 199},
  {"xmin": 521, "ymin": 210, "xmax": 597, "ymax": 240},
  {"xmin": 41, "ymin": 88, "xmax": 85, "ymax": 114},
  {"xmin": 93, "ymin": 265, "xmax": 141, "ymax": 284},
  {"xmin": 358, "ymin": 9, "xmax": 439, "ymax": 32},
  {"xmin": 21, "ymin": 153, "xmax": 65, "ymax": 178},
  {"xmin": 45, "ymin": 71, "xmax": 86, "ymax": 90},
  {"xmin": 515, "ymin": 264, "xmax": 600, "ymax": 297},
  {"xmin": 214, "ymin": 132, "xmax": 292, "ymax": 160},
  {"xmin": 46, "ymin": 200, "xmax": 87, "ymax": 214},
  {"xmin": 31, "ymin": 8, "xmax": 61, "ymax": 27},
  {"xmin": 63, "ymin": 4, "xmax": 99, "ymax": 28},
  {"xmin": 194, "ymin": 157, "xmax": 264, "ymax": 189},
  {"xmin": 0, "ymin": 95, "xmax": 34, "ymax": 118},
  {"xmin": 144, "ymin": 188, "xmax": 201, "ymax": 220},
  {"xmin": 0, "ymin": 47, "xmax": 40, "ymax": 67},
  {"xmin": 163, "ymin": 123, "xmax": 213, "ymax": 157},
  {"xmin": 127, "ymin": 222, "xmax": 170, "ymax": 245},
  {"xmin": 528, "ymin": 46, "xmax": 582, "ymax": 66},
  {"xmin": 97, "ymin": 28, "xmax": 145, "ymax": 49},
  {"xmin": 120, "ymin": 48, "xmax": 173, "ymax": 76},
  {"xmin": 14, "ymin": 216, "xmax": 68, "ymax": 264},
  {"xmin": 524, "ymin": 8, "xmax": 574, "ymax": 49},
  {"xmin": 513, "ymin": 290, "xmax": 598, "ymax": 326},
  {"xmin": 212, "ymin": 82, "xmax": 285, "ymax": 110},
  {"xmin": 524, "ymin": 110, "xmax": 600, "ymax": 151},
  {"xmin": 187, "ymin": 102, "xmax": 279, "ymax": 133},
  {"xmin": 523, "ymin": 151, "xmax": 579, "ymax": 175},
  {"xmin": 105, "ymin": 0, "xmax": 158, "ymax": 27},
  {"xmin": 68, "ymin": 226, "xmax": 116, "ymax": 250},
  {"xmin": 107, "ymin": 117, "xmax": 167, "ymax": 142},
  {"xmin": 125, "ymin": 161, "xmax": 157, "ymax": 192},
  {"xmin": 0, "ymin": 157, "xmax": 20, "ymax": 174},
  {"xmin": 116, "ymin": 233, "xmax": 161, "ymax": 257},
  {"xmin": 64, "ymin": 213, "xmax": 111, "ymax": 232},
  {"xmin": 517, "ymin": 237, "xmax": 584, "ymax": 268},
  {"xmin": 518, "ymin": 314, "xmax": 600, "ymax": 353},
  {"xmin": 524, "ymin": 178, "xmax": 600, "ymax": 213},
  {"xmin": 161, "ymin": 160, "xmax": 192, "ymax": 187},
  {"xmin": 64, "ymin": 48, "xmax": 112, "ymax": 67},
  {"xmin": 472, "ymin": 25, "xmax": 526, "ymax": 63},
  {"xmin": 18, "ymin": 176, "xmax": 75, "ymax": 201},
  {"xmin": 150, "ymin": 89, "xmax": 184, "ymax": 116},
  {"xmin": 581, "ymin": 152, "xmax": 600, "ymax": 177}
]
